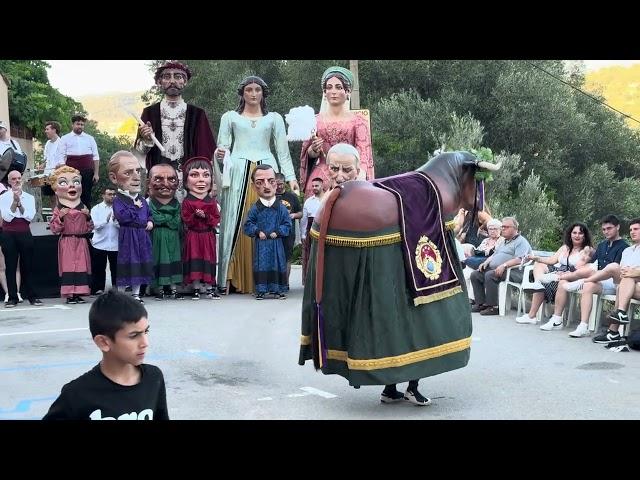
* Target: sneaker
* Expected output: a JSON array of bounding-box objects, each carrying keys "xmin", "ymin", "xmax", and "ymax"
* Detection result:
[
  {"xmin": 191, "ymin": 291, "xmax": 200, "ymax": 301},
  {"xmin": 569, "ymin": 322, "xmax": 589, "ymax": 338},
  {"xmin": 94, "ymin": 290, "xmax": 104, "ymax": 296},
  {"xmin": 404, "ymin": 388, "xmax": 432, "ymax": 406},
  {"xmin": 3, "ymin": 293, "xmax": 8, "ymax": 303},
  {"xmin": 155, "ymin": 292, "xmax": 166, "ymax": 301},
  {"xmin": 608, "ymin": 309, "xmax": 630, "ymax": 325},
  {"xmin": 276, "ymin": 293, "xmax": 287, "ymax": 300},
  {"xmin": 593, "ymin": 330, "xmax": 621, "ymax": 344},
  {"xmin": 540, "ymin": 317, "xmax": 563, "ymax": 331},
  {"xmin": 29, "ymin": 298, "xmax": 44, "ymax": 306},
  {"xmin": 73, "ymin": 296, "xmax": 86, "ymax": 304},
  {"xmin": 4, "ymin": 300, "xmax": 17, "ymax": 308},
  {"xmin": 256, "ymin": 293, "xmax": 265, "ymax": 300},
  {"xmin": 380, "ymin": 390, "xmax": 405, "ymax": 404},
  {"xmin": 169, "ymin": 288, "xmax": 178, "ymax": 300},
  {"xmin": 205, "ymin": 288, "xmax": 221, "ymax": 300},
  {"xmin": 606, "ymin": 340, "xmax": 630, "ymax": 353},
  {"xmin": 564, "ymin": 279, "xmax": 585, "ymax": 292},
  {"xmin": 516, "ymin": 314, "xmax": 537, "ymax": 324},
  {"xmin": 65, "ymin": 297, "xmax": 78, "ymax": 305},
  {"xmin": 471, "ymin": 304, "xmax": 487, "ymax": 313},
  {"xmin": 132, "ymin": 294, "xmax": 144, "ymax": 304},
  {"xmin": 17, "ymin": 293, "xmax": 23, "ymax": 303}
]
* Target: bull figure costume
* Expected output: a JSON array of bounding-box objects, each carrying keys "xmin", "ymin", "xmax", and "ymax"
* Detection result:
[{"xmin": 299, "ymin": 150, "xmax": 500, "ymax": 404}]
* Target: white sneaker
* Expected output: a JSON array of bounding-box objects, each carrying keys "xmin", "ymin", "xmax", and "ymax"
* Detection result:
[
  {"xmin": 564, "ymin": 279, "xmax": 585, "ymax": 292},
  {"xmin": 540, "ymin": 273, "xmax": 559, "ymax": 283},
  {"xmin": 17, "ymin": 293, "xmax": 23, "ymax": 303},
  {"xmin": 516, "ymin": 314, "xmax": 537, "ymax": 324},
  {"xmin": 569, "ymin": 322, "xmax": 589, "ymax": 338},
  {"xmin": 3, "ymin": 293, "xmax": 7, "ymax": 303},
  {"xmin": 540, "ymin": 317, "xmax": 563, "ymax": 331}
]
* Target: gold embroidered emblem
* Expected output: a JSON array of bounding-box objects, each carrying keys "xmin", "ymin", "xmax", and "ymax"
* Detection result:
[{"xmin": 415, "ymin": 235, "xmax": 442, "ymax": 280}]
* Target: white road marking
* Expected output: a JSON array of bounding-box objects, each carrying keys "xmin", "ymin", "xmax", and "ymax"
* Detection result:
[
  {"xmin": 257, "ymin": 397, "xmax": 273, "ymax": 401},
  {"xmin": 0, "ymin": 327, "xmax": 88, "ymax": 337},
  {"xmin": 0, "ymin": 304, "xmax": 71, "ymax": 314},
  {"xmin": 300, "ymin": 387, "xmax": 337, "ymax": 398},
  {"xmin": 287, "ymin": 393, "xmax": 310, "ymax": 398}
]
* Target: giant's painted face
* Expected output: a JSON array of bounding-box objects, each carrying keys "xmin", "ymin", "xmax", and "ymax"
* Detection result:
[
  {"xmin": 157, "ymin": 68, "xmax": 187, "ymax": 97},
  {"xmin": 54, "ymin": 171, "xmax": 82, "ymax": 205},
  {"xmin": 113, "ymin": 156, "xmax": 142, "ymax": 193},
  {"xmin": 186, "ymin": 167, "xmax": 212, "ymax": 198},
  {"xmin": 148, "ymin": 165, "xmax": 178, "ymax": 200},
  {"xmin": 327, "ymin": 152, "xmax": 359, "ymax": 188}
]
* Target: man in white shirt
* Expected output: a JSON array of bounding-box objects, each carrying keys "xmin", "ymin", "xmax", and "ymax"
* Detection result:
[
  {"xmin": 300, "ymin": 177, "xmax": 324, "ymax": 285},
  {"xmin": 43, "ymin": 121, "xmax": 62, "ymax": 174},
  {"xmin": 56, "ymin": 115, "xmax": 100, "ymax": 208},
  {"xmin": 0, "ymin": 121, "xmax": 25, "ymax": 182},
  {"xmin": 0, "ymin": 170, "xmax": 43, "ymax": 308},
  {"xmin": 41, "ymin": 121, "xmax": 62, "ymax": 203},
  {"xmin": 90, "ymin": 187, "xmax": 119, "ymax": 295}
]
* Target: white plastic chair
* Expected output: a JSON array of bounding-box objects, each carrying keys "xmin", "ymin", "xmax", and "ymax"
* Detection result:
[{"xmin": 498, "ymin": 261, "xmax": 535, "ymax": 317}]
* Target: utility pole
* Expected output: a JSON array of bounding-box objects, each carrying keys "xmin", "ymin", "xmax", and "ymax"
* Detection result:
[{"xmin": 349, "ymin": 60, "xmax": 360, "ymax": 109}]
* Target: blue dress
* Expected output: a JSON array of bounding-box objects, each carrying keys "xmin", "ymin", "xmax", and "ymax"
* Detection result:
[{"xmin": 243, "ymin": 199, "xmax": 291, "ymax": 294}]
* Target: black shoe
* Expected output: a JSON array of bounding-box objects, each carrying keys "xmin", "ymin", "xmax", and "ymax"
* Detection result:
[
  {"xmin": 155, "ymin": 292, "xmax": 166, "ymax": 301},
  {"xmin": 276, "ymin": 293, "xmax": 287, "ymax": 300},
  {"xmin": 205, "ymin": 288, "xmax": 220, "ymax": 300},
  {"xmin": 65, "ymin": 297, "xmax": 78, "ymax": 305},
  {"xmin": 4, "ymin": 300, "xmax": 17, "ymax": 308},
  {"xmin": 593, "ymin": 330, "xmax": 621, "ymax": 344},
  {"xmin": 73, "ymin": 296, "xmax": 86, "ymax": 304},
  {"xmin": 191, "ymin": 291, "xmax": 200, "ymax": 300},
  {"xmin": 606, "ymin": 339, "xmax": 631, "ymax": 352},
  {"xmin": 404, "ymin": 388, "xmax": 432, "ymax": 406},
  {"xmin": 380, "ymin": 389, "xmax": 405, "ymax": 404},
  {"xmin": 608, "ymin": 309, "xmax": 630, "ymax": 325},
  {"xmin": 256, "ymin": 293, "xmax": 265, "ymax": 300},
  {"xmin": 471, "ymin": 304, "xmax": 487, "ymax": 313},
  {"xmin": 29, "ymin": 298, "xmax": 44, "ymax": 306}
]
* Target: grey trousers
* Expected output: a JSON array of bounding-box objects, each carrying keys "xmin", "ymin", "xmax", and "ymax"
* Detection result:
[{"xmin": 470, "ymin": 267, "xmax": 523, "ymax": 306}]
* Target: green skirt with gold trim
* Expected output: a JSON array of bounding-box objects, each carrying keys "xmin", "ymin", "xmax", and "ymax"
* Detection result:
[{"xmin": 299, "ymin": 225, "xmax": 471, "ymax": 386}]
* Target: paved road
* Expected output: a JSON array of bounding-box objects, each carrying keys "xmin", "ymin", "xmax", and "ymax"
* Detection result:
[{"xmin": 1, "ymin": 266, "xmax": 639, "ymax": 419}]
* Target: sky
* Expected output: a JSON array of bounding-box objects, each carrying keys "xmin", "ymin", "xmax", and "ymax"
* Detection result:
[
  {"xmin": 45, "ymin": 60, "xmax": 640, "ymax": 99},
  {"xmin": 46, "ymin": 60, "xmax": 154, "ymax": 97}
]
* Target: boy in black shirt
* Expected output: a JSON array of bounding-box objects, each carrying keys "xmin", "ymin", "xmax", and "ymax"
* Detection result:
[{"xmin": 43, "ymin": 290, "xmax": 169, "ymax": 420}]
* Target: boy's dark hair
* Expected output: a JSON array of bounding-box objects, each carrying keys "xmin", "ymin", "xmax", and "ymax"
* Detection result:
[
  {"xmin": 45, "ymin": 121, "xmax": 61, "ymax": 135},
  {"xmin": 275, "ymin": 172, "xmax": 285, "ymax": 181},
  {"xmin": 71, "ymin": 114, "xmax": 87, "ymax": 123},
  {"xmin": 103, "ymin": 186, "xmax": 116, "ymax": 194},
  {"xmin": 89, "ymin": 290, "xmax": 148, "ymax": 340},
  {"xmin": 601, "ymin": 214, "xmax": 620, "ymax": 226},
  {"xmin": 311, "ymin": 177, "xmax": 323, "ymax": 183},
  {"xmin": 629, "ymin": 218, "xmax": 640, "ymax": 228},
  {"xmin": 251, "ymin": 164, "xmax": 274, "ymax": 182}
]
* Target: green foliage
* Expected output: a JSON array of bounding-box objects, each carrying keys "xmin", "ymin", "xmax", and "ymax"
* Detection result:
[
  {"xmin": 490, "ymin": 171, "xmax": 561, "ymax": 249},
  {"xmin": 0, "ymin": 60, "xmax": 84, "ymax": 143}
]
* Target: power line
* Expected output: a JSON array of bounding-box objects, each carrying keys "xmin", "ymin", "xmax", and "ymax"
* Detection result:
[{"xmin": 525, "ymin": 60, "xmax": 640, "ymax": 126}]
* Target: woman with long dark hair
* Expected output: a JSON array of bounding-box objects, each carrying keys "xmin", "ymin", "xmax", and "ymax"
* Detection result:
[{"xmin": 515, "ymin": 222, "xmax": 593, "ymax": 327}]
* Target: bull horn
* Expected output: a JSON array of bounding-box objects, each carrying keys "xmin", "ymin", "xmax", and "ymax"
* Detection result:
[{"xmin": 477, "ymin": 161, "xmax": 501, "ymax": 171}]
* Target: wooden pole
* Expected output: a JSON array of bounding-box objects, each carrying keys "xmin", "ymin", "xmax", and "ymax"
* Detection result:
[{"xmin": 349, "ymin": 60, "xmax": 360, "ymax": 109}]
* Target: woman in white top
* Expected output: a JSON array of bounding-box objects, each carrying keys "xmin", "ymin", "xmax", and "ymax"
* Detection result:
[
  {"xmin": 462, "ymin": 218, "xmax": 505, "ymax": 270},
  {"xmin": 515, "ymin": 222, "xmax": 593, "ymax": 326}
]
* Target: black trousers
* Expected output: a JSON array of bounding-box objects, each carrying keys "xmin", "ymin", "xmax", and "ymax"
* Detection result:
[
  {"xmin": 90, "ymin": 245, "xmax": 118, "ymax": 294},
  {"xmin": 79, "ymin": 168, "xmax": 94, "ymax": 209},
  {"xmin": 0, "ymin": 231, "xmax": 35, "ymax": 302}
]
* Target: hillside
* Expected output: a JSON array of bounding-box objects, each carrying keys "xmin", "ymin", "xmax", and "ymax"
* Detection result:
[
  {"xmin": 585, "ymin": 64, "xmax": 640, "ymax": 129},
  {"xmin": 78, "ymin": 91, "xmax": 147, "ymax": 139}
]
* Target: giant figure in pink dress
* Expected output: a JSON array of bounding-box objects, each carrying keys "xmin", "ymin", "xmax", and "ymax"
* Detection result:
[
  {"xmin": 299, "ymin": 66, "xmax": 374, "ymax": 199},
  {"xmin": 49, "ymin": 165, "xmax": 94, "ymax": 304}
]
